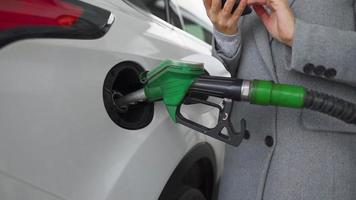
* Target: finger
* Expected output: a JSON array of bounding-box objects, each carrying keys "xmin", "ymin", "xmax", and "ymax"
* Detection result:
[
  {"xmin": 247, "ymin": 0, "xmax": 265, "ymax": 5},
  {"xmin": 247, "ymin": 0, "xmax": 276, "ymax": 13},
  {"xmin": 223, "ymin": 0, "xmax": 236, "ymax": 14},
  {"xmin": 203, "ymin": 0, "xmax": 212, "ymax": 11},
  {"xmin": 253, "ymin": 5, "xmax": 272, "ymax": 27},
  {"xmin": 232, "ymin": 0, "xmax": 248, "ymax": 20},
  {"xmin": 265, "ymin": 0, "xmax": 286, "ymax": 11},
  {"xmin": 211, "ymin": 0, "xmax": 222, "ymax": 12}
]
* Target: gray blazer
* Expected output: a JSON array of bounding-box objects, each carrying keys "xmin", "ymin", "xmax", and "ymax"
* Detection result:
[{"xmin": 212, "ymin": 0, "xmax": 356, "ymax": 200}]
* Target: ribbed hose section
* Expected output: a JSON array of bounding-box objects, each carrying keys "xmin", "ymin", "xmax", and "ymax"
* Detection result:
[{"xmin": 304, "ymin": 90, "xmax": 356, "ymax": 125}]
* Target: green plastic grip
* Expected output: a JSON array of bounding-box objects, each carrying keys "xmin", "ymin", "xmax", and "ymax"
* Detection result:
[
  {"xmin": 250, "ymin": 80, "xmax": 306, "ymax": 108},
  {"xmin": 143, "ymin": 60, "xmax": 205, "ymax": 122}
]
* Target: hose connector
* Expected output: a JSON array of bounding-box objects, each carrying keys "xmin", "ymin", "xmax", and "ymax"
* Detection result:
[
  {"xmin": 241, "ymin": 80, "xmax": 251, "ymax": 101},
  {"xmin": 250, "ymin": 80, "xmax": 305, "ymax": 108}
]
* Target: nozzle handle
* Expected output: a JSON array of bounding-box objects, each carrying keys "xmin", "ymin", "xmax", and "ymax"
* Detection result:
[
  {"xmin": 176, "ymin": 98, "xmax": 247, "ymax": 146},
  {"xmin": 189, "ymin": 76, "xmax": 244, "ymax": 101}
]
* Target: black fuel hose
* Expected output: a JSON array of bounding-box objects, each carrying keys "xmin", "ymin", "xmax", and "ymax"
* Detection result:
[{"xmin": 304, "ymin": 90, "xmax": 356, "ymax": 125}]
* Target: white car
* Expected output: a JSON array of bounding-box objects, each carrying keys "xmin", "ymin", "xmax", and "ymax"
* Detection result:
[{"xmin": 0, "ymin": 0, "xmax": 226, "ymax": 200}]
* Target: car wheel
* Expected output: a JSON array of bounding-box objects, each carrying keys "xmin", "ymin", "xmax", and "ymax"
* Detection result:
[
  {"xmin": 172, "ymin": 186, "xmax": 207, "ymax": 200},
  {"xmin": 159, "ymin": 144, "xmax": 217, "ymax": 200}
]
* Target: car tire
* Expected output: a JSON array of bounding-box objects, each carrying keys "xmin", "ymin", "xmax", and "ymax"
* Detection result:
[{"xmin": 172, "ymin": 186, "xmax": 207, "ymax": 200}]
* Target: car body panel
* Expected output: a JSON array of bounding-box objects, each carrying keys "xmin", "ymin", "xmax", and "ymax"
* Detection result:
[{"xmin": 0, "ymin": 1, "xmax": 225, "ymax": 200}]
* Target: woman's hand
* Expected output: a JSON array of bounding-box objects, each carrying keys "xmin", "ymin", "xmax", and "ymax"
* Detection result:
[
  {"xmin": 203, "ymin": 0, "xmax": 248, "ymax": 35},
  {"xmin": 248, "ymin": 0, "xmax": 295, "ymax": 46}
]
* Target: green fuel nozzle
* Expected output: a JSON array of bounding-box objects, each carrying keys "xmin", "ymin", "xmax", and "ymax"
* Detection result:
[
  {"xmin": 141, "ymin": 60, "xmax": 205, "ymax": 121},
  {"xmin": 116, "ymin": 60, "xmax": 356, "ymax": 146}
]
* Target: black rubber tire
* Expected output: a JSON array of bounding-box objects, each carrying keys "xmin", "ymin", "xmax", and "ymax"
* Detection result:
[{"xmin": 172, "ymin": 186, "xmax": 207, "ymax": 200}]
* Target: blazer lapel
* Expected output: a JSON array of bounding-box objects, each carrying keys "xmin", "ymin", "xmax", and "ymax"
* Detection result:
[
  {"xmin": 252, "ymin": 0, "xmax": 296, "ymax": 82},
  {"xmin": 253, "ymin": 19, "xmax": 277, "ymax": 81},
  {"xmin": 289, "ymin": 0, "xmax": 297, "ymax": 6}
]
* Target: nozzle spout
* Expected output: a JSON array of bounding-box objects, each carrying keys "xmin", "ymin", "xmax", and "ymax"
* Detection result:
[{"xmin": 114, "ymin": 88, "xmax": 147, "ymax": 107}]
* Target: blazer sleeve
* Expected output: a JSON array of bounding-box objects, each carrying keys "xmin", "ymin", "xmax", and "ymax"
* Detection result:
[
  {"xmin": 289, "ymin": 18, "xmax": 356, "ymax": 87},
  {"xmin": 212, "ymin": 29, "xmax": 243, "ymax": 76}
]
